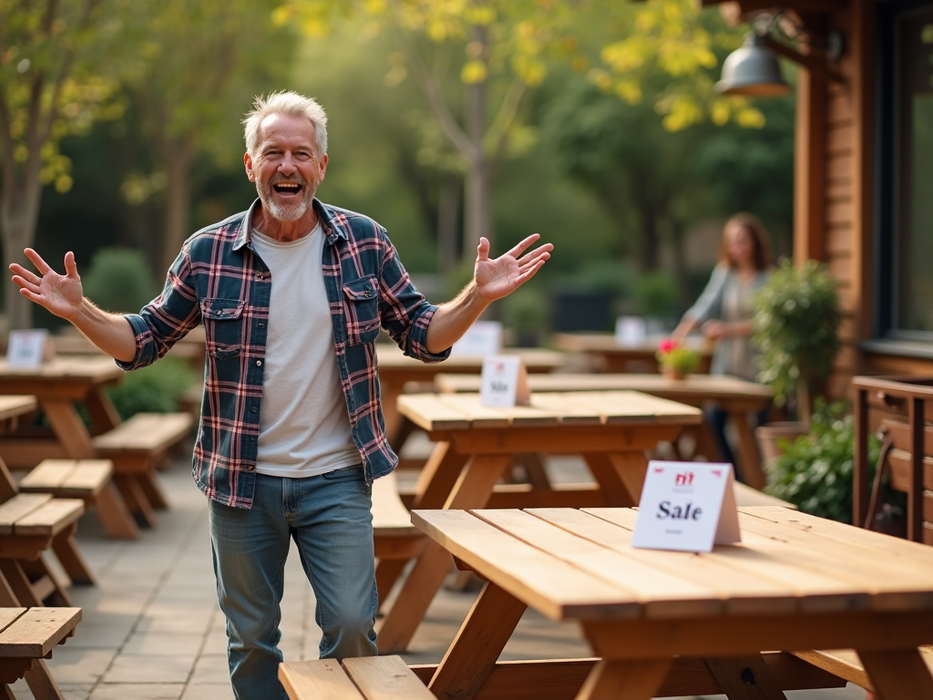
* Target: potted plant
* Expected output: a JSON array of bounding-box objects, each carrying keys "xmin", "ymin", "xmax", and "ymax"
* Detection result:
[
  {"xmin": 656, "ymin": 338, "xmax": 701, "ymax": 380},
  {"xmin": 749, "ymin": 258, "xmax": 843, "ymax": 463}
]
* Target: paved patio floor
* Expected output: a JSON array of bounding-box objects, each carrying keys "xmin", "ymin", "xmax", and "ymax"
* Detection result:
[{"xmin": 9, "ymin": 439, "xmax": 867, "ymax": 700}]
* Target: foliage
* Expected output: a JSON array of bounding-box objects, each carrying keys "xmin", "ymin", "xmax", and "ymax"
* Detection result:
[
  {"xmin": 500, "ymin": 284, "xmax": 549, "ymax": 334},
  {"xmin": 750, "ymin": 259, "xmax": 842, "ymax": 410},
  {"xmin": 765, "ymin": 402, "xmax": 890, "ymax": 524},
  {"xmin": 0, "ymin": 0, "xmax": 148, "ymax": 328},
  {"xmin": 82, "ymin": 247, "xmax": 159, "ymax": 314},
  {"xmin": 634, "ymin": 271, "xmax": 680, "ymax": 319},
  {"xmin": 105, "ymin": 356, "xmax": 196, "ymax": 420},
  {"xmin": 656, "ymin": 338, "xmax": 700, "ymax": 374}
]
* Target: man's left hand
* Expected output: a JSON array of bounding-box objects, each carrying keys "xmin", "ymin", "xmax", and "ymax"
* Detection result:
[{"xmin": 473, "ymin": 233, "xmax": 553, "ymax": 302}]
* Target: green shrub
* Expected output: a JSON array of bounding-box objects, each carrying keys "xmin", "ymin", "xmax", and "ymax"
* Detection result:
[
  {"xmin": 106, "ymin": 357, "xmax": 196, "ymax": 420},
  {"xmin": 634, "ymin": 272, "xmax": 679, "ymax": 319},
  {"xmin": 764, "ymin": 402, "xmax": 901, "ymax": 524},
  {"xmin": 82, "ymin": 248, "xmax": 159, "ymax": 314},
  {"xmin": 501, "ymin": 285, "xmax": 550, "ymax": 334}
]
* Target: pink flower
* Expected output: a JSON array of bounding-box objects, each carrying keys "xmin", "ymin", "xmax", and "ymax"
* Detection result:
[{"xmin": 658, "ymin": 338, "xmax": 676, "ymax": 354}]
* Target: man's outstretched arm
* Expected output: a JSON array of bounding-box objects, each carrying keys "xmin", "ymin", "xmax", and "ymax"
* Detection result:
[{"xmin": 10, "ymin": 248, "xmax": 137, "ymax": 363}]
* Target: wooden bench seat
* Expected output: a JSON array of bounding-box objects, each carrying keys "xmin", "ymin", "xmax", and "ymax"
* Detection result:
[
  {"xmin": 792, "ymin": 647, "xmax": 933, "ymax": 693},
  {"xmin": 0, "ymin": 493, "xmax": 87, "ymax": 606},
  {"xmin": 371, "ymin": 472, "xmax": 425, "ymax": 611},
  {"xmin": 279, "ymin": 655, "xmax": 434, "ymax": 700},
  {"xmin": 18, "ymin": 459, "xmax": 138, "ymax": 539},
  {"xmin": 92, "ymin": 412, "xmax": 193, "ymax": 527},
  {"xmin": 0, "ymin": 606, "xmax": 82, "ymax": 700}
]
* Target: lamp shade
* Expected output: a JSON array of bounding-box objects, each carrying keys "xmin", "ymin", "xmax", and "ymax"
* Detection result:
[{"xmin": 715, "ymin": 33, "xmax": 791, "ymax": 97}]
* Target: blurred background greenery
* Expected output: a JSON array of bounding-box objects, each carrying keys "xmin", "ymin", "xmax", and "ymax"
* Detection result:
[{"xmin": 5, "ymin": 0, "xmax": 796, "ymax": 341}]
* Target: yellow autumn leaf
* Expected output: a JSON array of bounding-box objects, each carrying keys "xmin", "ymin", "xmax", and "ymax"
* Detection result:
[
  {"xmin": 461, "ymin": 59, "xmax": 488, "ymax": 84},
  {"xmin": 270, "ymin": 5, "xmax": 292, "ymax": 27}
]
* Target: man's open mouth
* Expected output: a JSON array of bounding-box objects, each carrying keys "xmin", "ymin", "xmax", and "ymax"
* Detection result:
[{"xmin": 272, "ymin": 182, "xmax": 302, "ymax": 195}]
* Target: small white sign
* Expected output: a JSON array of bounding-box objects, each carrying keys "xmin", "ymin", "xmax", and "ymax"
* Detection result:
[
  {"xmin": 631, "ymin": 461, "xmax": 741, "ymax": 552},
  {"xmin": 6, "ymin": 329, "xmax": 53, "ymax": 368},
  {"xmin": 480, "ymin": 355, "xmax": 530, "ymax": 407},
  {"xmin": 615, "ymin": 316, "xmax": 647, "ymax": 347},
  {"xmin": 450, "ymin": 321, "xmax": 503, "ymax": 358}
]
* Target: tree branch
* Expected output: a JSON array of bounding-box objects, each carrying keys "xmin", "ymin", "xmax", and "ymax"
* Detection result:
[
  {"xmin": 386, "ymin": 0, "xmax": 476, "ymax": 161},
  {"xmin": 488, "ymin": 76, "xmax": 527, "ymax": 165}
]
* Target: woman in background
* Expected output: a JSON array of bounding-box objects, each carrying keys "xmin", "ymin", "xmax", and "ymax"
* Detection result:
[{"xmin": 672, "ymin": 212, "xmax": 774, "ymax": 475}]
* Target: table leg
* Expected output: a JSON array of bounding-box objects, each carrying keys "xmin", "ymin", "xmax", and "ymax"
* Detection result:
[
  {"xmin": 411, "ymin": 442, "xmax": 469, "ymax": 509},
  {"xmin": 428, "ymin": 581, "xmax": 528, "ymax": 700},
  {"xmin": 51, "ymin": 527, "xmax": 96, "ymax": 586},
  {"xmin": 582, "ymin": 452, "xmax": 646, "ymax": 507},
  {"xmin": 40, "ymin": 400, "xmax": 95, "ymax": 459},
  {"xmin": 703, "ymin": 655, "xmax": 787, "ymax": 699},
  {"xmin": 82, "ymin": 389, "xmax": 121, "ymax": 435},
  {"xmin": 377, "ymin": 454, "xmax": 511, "ymax": 653},
  {"xmin": 859, "ymin": 648, "xmax": 933, "ymax": 699},
  {"xmin": 575, "ymin": 658, "xmax": 671, "ymax": 700},
  {"xmin": 728, "ymin": 410, "xmax": 766, "ymax": 489},
  {"xmin": 23, "ymin": 659, "xmax": 67, "ymax": 700}
]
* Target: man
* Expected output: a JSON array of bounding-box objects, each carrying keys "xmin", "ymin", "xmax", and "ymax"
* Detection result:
[{"xmin": 9, "ymin": 90, "xmax": 552, "ymax": 699}]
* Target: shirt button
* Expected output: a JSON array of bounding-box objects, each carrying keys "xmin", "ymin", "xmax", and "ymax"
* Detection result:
[
  {"xmin": 256, "ymin": 360, "xmax": 262, "ymax": 366},
  {"xmin": 246, "ymin": 465, "xmax": 255, "ymax": 472},
  {"xmin": 250, "ymin": 406, "xmax": 258, "ymax": 413}
]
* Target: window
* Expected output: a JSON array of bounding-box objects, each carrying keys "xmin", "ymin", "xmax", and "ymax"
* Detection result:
[{"xmin": 877, "ymin": 2, "xmax": 933, "ymax": 338}]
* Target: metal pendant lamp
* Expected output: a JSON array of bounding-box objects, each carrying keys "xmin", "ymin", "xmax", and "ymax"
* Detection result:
[{"xmin": 715, "ymin": 32, "xmax": 791, "ymax": 97}]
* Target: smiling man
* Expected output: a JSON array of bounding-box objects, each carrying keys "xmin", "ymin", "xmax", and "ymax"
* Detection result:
[{"xmin": 9, "ymin": 90, "xmax": 552, "ymax": 699}]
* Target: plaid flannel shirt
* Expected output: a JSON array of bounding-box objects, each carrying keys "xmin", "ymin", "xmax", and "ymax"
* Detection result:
[{"xmin": 118, "ymin": 198, "xmax": 449, "ymax": 508}]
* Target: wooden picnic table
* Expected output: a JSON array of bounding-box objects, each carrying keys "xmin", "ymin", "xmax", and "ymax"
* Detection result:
[
  {"xmin": 0, "ymin": 606, "xmax": 82, "ymax": 700},
  {"xmin": 376, "ymin": 390, "xmax": 703, "ymax": 653},
  {"xmin": 551, "ymin": 332, "xmax": 712, "ymax": 374},
  {"xmin": 434, "ymin": 372, "xmax": 773, "ymax": 489},
  {"xmin": 0, "ymin": 356, "xmax": 124, "ymax": 467},
  {"xmin": 376, "ymin": 343, "xmax": 568, "ymax": 442},
  {"xmin": 413, "ymin": 506, "xmax": 933, "ymax": 699}
]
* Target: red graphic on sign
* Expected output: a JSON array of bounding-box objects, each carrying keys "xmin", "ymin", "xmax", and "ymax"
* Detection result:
[{"xmin": 674, "ymin": 472, "xmax": 694, "ymax": 486}]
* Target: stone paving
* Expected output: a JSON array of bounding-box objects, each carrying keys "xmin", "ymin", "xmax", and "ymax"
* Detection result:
[{"xmin": 9, "ymin": 443, "xmax": 866, "ymax": 700}]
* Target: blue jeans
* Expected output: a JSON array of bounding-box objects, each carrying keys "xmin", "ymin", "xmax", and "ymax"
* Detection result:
[{"xmin": 208, "ymin": 466, "xmax": 378, "ymax": 700}]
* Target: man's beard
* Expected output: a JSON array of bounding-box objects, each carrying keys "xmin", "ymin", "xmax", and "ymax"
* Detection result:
[{"xmin": 258, "ymin": 179, "xmax": 313, "ymax": 222}]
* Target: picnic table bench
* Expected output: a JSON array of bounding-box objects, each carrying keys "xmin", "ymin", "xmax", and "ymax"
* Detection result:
[
  {"xmin": 0, "ymin": 606, "xmax": 82, "ymax": 700},
  {"xmin": 279, "ymin": 655, "xmax": 433, "ymax": 700},
  {"xmin": 413, "ymin": 505, "xmax": 933, "ymax": 699},
  {"xmin": 0, "ymin": 396, "xmax": 90, "ymax": 606}
]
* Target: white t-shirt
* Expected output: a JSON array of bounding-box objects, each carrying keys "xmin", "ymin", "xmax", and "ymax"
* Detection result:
[{"xmin": 250, "ymin": 224, "xmax": 359, "ymax": 477}]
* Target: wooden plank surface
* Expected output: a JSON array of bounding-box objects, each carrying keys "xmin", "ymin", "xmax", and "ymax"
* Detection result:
[
  {"xmin": 411, "ymin": 509, "xmax": 641, "ymax": 621},
  {"xmin": 93, "ymin": 413, "xmax": 192, "ymax": 451},
  {"xmin": 342, "ymin": 655, "xmax": 435, "ymax": 700},
  {"xmin": 0, "ymin": 395, "xmax": 37, "ymax": 422},
  {"xmin": 435, "ymin": 373, "xmax": 772, "ymax": 401},
  {"xmin": 0, "ymin": 494, "xmax": 52, "ymax": 533},
  {"xmin": 14, "ymin": 498, "xmax": 84, "ymax": 535},
  {"xmin": 398, "ymin": 391, "xmax": 701, "ymax": 431},
  {"xmin": 0, "ymin": 607, "xmax": 81, "ymax": 657},
  {"xmin": 278, "ymin": 658, "xmax": 365, "ymax": 700}
]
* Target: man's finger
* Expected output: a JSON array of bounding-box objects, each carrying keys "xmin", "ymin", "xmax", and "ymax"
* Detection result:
[
  {"xmin": 23, "ymin": 248, "xmax": 54, "ymax": 276},
  {"xmin": 505, "ymin": 233, "xmax": 541, "ymax": 259},
  {"xmin": 64, "ymin": 251, "xmax": 79, "ymax": 279},
  {"xmin": 476, "ymin": 236, "xmax": 491, "ymax": 262}
]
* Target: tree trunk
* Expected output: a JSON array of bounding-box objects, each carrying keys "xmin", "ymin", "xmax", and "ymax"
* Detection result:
[
  {"xmin": 437, "ymin": 175, "xmax": 462, "ymax": 274},
  {"xmin": 160, "ymin": 143, "xmax": 193, "ymax": 275},
  {"xmin": 462, "ymin": 25, "xmax": 493, "ymax": 262},
  {"xmin": 0, "ymin": 165, "xmax": 43, "ymax": 331}
]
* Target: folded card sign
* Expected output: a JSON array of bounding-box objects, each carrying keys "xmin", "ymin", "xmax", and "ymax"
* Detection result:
[
  {"xmin": 7, "ymin": 329, "xmax": 53, "ymax": 368},
  {"xmin": 631, "ymin": 461, "xmax": 740, "ymax": 552},
  {"xmin": 480, "ymin": 355, "xmax": 530, "ymax": 408},
  {"xmin": 450, "ymin": 320, "xmax": 503, "ymax": 358}
]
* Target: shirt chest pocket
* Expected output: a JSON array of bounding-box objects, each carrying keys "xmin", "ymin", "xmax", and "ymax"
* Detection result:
[
  {"xmin": 342, "ymin": 275, "xmax": 380, "ymax": 345},
  {"xmin": 201, "ymin": 298, "xmax": 245, "ymax": 360}
]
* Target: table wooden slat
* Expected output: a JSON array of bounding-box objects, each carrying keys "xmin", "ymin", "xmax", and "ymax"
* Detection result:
[
  {"xmin": 0, "ymin": 494, "xmax": 52, "ymax": 532},
  {"xmin": 14, "ymin": 498, "xmax": 84, "ymax": 535},
  {"xmin": 395, "ymin": 394, "xmax": 472, "ymax": 431},
  {"xmin": 472, "ymin": 509, "xmax": 725, "ymax": 618},
  {"xmin": 0, "ymin": 395, "xmax": 37, "ymax": 421},
  {"xmin": 411, "ymin": 509, "xmax": 641, "ymax": 621},
  {"xmin": 513, "ymin": 509, "xmax": 802, "ymax": 616},
  {"xmin": 0, "ymin": 607, "xmax": 81, "ymax": 657}
]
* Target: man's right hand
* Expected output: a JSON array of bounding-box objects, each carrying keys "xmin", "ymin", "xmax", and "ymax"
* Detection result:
[{"xmin": 9, "ymin": 248, "xmax": 84, "ymax": 320}]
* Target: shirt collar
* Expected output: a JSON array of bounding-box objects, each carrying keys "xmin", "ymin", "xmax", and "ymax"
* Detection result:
[{"xmin": 233, "ymin": 198, "xmax": 348, "ymax": 251}]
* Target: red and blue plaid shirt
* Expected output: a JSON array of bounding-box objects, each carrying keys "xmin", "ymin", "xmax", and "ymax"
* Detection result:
[{"xmin": 119, "ymin": 198, "xmax": 449, "ymax": 508}]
